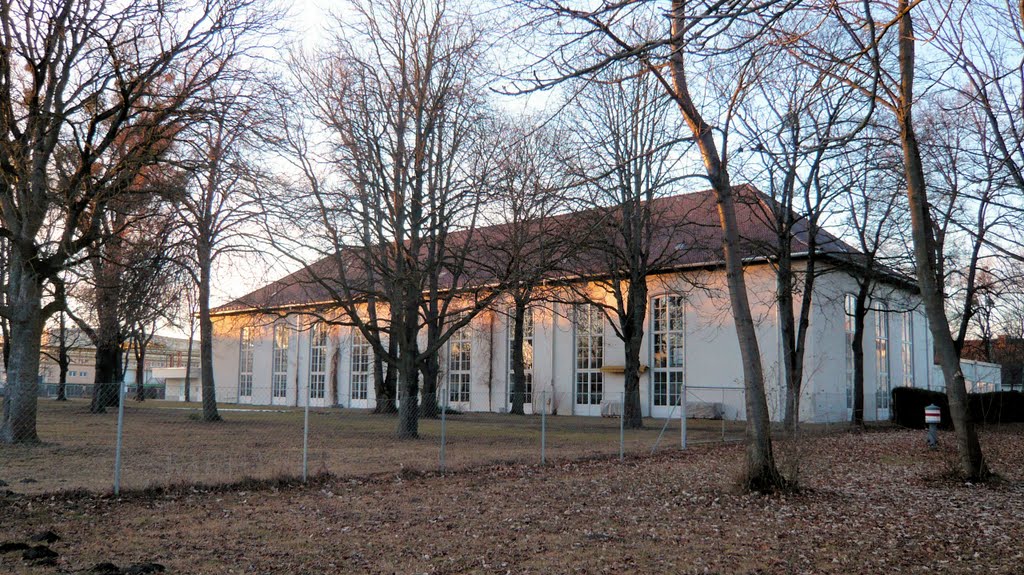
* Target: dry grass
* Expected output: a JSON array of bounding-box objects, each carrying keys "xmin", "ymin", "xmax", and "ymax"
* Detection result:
[
  {"xmin": 0, "ymin": 399, "xmax": 747, "ymax": 494},
  {"xmin": 1, "ymin": 426, "xmax": 1021, "ymax": 574}
]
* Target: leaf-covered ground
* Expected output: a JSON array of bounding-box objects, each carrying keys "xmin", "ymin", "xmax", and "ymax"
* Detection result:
[{"xmin": 1, "ymin": 426, "xmax": 1021, "ymax": 574}]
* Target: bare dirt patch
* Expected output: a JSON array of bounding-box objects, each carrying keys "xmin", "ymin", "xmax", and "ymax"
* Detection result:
[{"xmin": 1, "ymin": 426, "xmax": 1021, "ymax": 574}]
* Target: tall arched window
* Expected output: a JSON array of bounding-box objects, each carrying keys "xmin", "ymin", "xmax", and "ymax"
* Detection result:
[
  {"xmin": 651, "ymin": 295, "xmax": 684, "ymax": 407},
  {"xmin": 309, "ymin": 322, "xmax": 328, "ymax": 400},
  {"xmin": 272, "ymin": 322, "xmax": 290, "ymax": 400}
]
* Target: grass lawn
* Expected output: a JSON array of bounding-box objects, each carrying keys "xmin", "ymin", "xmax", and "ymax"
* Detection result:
[
  {"xmin": 0, "ymin": 399, "xmax": 747, "ymax": 494},
  {"xmin": 1, "ymin": 426, "xmax": 1021, "ymax": 574}
]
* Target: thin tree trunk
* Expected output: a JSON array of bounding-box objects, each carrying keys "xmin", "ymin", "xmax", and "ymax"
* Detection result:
[
  {"xmin": 56, "ymin": 311, "xmax": 69, "ymax": 402},
  {"xmin": 669, "ymin": 0, "xmax": 782, "ymax": 491},
  {"xmin": 183, "ymin": 325, "xmax": 195, "ymax": 403},
  {"xmin": 198, "ymin": 242, "xmax": 222, "ymax": 422},
  {"xmin": 134, "ymin": 343, "xmax": 147, "ymax": 402},
  {"xmin": 779, "ymin": 251, "xmax": 799, "ymax": 431},
  {"xmin": 897, "ymin": 0, "xmax": 988, "ymax": 480},
  {"xmin": 621, "ymin": 279, "xmax": 647, "ymax": 430},
  {"xmin": 510, "ymin": 301, "xmax": 528, "ymax": 415},
  {"xmin": 852, "ymin": 286, "xmax": 869, "ymax": 426},
  {"xmin": 329, "ymin": 341, "xmax": 340, "ymax": 407}
]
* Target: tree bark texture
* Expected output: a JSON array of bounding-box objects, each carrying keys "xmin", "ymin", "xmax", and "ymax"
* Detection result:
[
  {"xmin": 510, "ymin": 301, "xmax": 528, "ymax": 415},
  {"xmin": 134, "ymin": 345, "xmax": 147, "ymax": 402},
  {"xmin": 91, "ymin": 253, "xmax": 123, "ymax": 413},
  {"xmin": 198, "ymin": 241, "xmax": 222, "ymax": 422},
  {"xmin": 0, "ymin": 251, "xmax": 44, "ymax": 443},
  {"xmin": 56, "ymin": 312, "xmax": 69, "ymax": 402},
  {"xmin": 373, "ymin": 336, "xmax": 398, "ymax": 414},
  {"xmin": 852, "ymin": 286, "xmax": 869, "ymax": 426},
  {"xmin": 620, "ymin": 278, "xmax": 648, "ymax": 429}
]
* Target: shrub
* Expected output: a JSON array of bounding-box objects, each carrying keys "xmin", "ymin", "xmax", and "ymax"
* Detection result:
[
  {"xmin": 892, "ymin": 387, "xmax": 1024, "ymax": 428},
  {"xmin": 891, "ymin": 387, "xmax": 952, "ymax": 429},
  {"xmin": 969, "ymin": 391, "xmax": 1024, "ymax": 424}
]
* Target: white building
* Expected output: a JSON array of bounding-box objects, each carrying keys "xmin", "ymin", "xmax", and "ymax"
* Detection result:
[{"xmin": 208, "ymin": 187, "xmax": 994, "ymax": 422}]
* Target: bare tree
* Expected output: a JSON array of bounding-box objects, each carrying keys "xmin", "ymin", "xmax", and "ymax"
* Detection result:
[
  {"xmin": 478, "ymin": 116, "xmax": 573, "ymax": 415},
  {"xmin": 277, "ymin": 0, "xmax": 503, "ymax": 437},
  {"xmin": 916, "ymin": 97, "xmax": 1017, "ymax": 359},
  {"xmin": 179, "ymin": 282, "xmax": 200, "ymax": 403},
  {"xmin": 732, "ymin": 44, "xmax": 865, "ymax": 431},
  {"xmin": 563, "ymin": 64, "xmax": 691, "ymax": 429},
  {"xmin": 0, "ymin": 0, "xmax": 275, "ymax": 443},
  {"xmin": 836, "ymin": 130, "xmax": 912, "ymax": 426},
  {"xmin": 510, "ymin": 0, "xmax": 797, "ymax": 490},
  {"xmin": 892, "ymin": 0, "xmax": 988, "ymax": 479},
  {"xmin": 41, "ymin": 308, "xmax": 88, "ymax": 402},
  {"xmin": 177, "ymin": 77, "xmax": 274, "ymax": 422},
  {"xmin": 780, "ymin": 0, "xmax": 992, "ymax": 480},
  {"xmin": 123, "ymin": 226, "xmax": 188, "ymax": 402}
]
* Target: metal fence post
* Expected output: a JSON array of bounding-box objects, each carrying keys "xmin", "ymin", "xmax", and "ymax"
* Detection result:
[
  {"xmin": 721, "ymin": 387, "xmax": 726, "ymax": 442},
  {"xmin": 440, "ymin": 381, "xmax": 448, "ymax": 474},
  {"xmin": 619, "ymin": 391, "xmax": 625, "ymax": 461},
  {"xmin": 302, "ymin": 372, "xmax": 311, "ymax": 482},
  {"xmin": 113, "ymin": 381, "xmax": 126, "ymax": 495},
  {"xmin": 681, "ymin": 382, "xmax": 687, "ymax": 449},
  {"xmin": 540, "ymin": 390, "xmax": 546, "ymax": 465}
]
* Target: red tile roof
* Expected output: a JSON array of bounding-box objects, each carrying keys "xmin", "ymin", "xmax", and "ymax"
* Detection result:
[{"xmin": 211, "ymin": 185, "xmax": 894, "ymax": 315}]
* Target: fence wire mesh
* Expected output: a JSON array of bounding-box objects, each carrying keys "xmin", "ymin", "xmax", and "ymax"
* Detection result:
[{"xmin": 0, "ymin": 379, "xmax": 754, "ymax": 495}]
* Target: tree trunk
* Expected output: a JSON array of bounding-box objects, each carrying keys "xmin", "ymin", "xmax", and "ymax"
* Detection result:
[
  {"xmin": 134, "ymin": 344, "xmax": 147, "ymax": 402},
  {"xmin": 373, "ymin": 337, "xmax": 398, "ymax": 414},
  {"xmin": 621, "ymin": 279, "xmax": 648, "ymax": 430},
  {"xmin": 56, "ymin": 311, "xmax": 69, "ymax": 402},
  {"xmin": 779, "ymin": 252, "xmax": 799, "ymax": 431},
  {"xmin": 622, "ymin": 331, "xmax": 645, "ymax": 429},
  {"xmin": 183, "ymin": 327, "xmax": 195, "ymax": 403},
  {"xmin": 92, "ymin": 340, "xmax": 122, "ymax": 412},
  {"xmin": 420, "ymin": 351, "xmax": 440, "ymax": 418},
  {"xmin": 852, "ymin": 286, "xmax": 868, "ymax": 427},
  {"xmin": 897, "ymin": 0, "xmax": 988, "ymax": 480},
  {"xmin": 419, "ymin": 315, "xmax": 441, "ymax": 419},
  {"xmin": 198, "ymin": 242, "xmax": 222, "ymax": 422},
  {"xmin": 510, "ymin": 301, "xmax": 527, "ymax": 415},
  {"xmin": 397, "ymin": 342, "xmax": 420, "ymax": 439},
  {"xmin": 91, "ymin": 261, "xmax": 122, "ymax": 413},
  {"xmin": 669, "ymin": 0, "xmax": 782, "ymax": 491},
  {"xmin": 0, "ymin": 251, "xmax": 44, "ymax": 444},
  {"xmin": 329, "ymin": 341, "xmax": 340, "ymax": 407}
]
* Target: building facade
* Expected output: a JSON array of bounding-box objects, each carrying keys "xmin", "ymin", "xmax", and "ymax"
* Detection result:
[{"xmin": 207, "ymin": 187, "xmax": 994, "ymax": 423}]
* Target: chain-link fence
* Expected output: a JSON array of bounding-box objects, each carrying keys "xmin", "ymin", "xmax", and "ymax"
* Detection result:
[{"xmin": 1, "ymin": 380, "xmax": 752, "ymax": 495}]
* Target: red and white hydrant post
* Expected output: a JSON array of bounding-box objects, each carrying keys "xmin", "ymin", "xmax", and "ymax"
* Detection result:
[{"xmin": 924, "ymin": 404, "xmax": 941, "ymax": 449}]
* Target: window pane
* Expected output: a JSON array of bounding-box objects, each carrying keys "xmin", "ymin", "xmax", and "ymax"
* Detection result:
[{"xmin": 651, "ymin": 296, "xmax": 684, "ymax": 407}]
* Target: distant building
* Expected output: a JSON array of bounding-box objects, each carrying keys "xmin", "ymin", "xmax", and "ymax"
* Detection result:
[
  {"xmin": 32, "ymin": 332, "xmax": 201, "ymax": 398},
  {"xmin": 962, "ymin": 336, "xmax": 1024, "ymax": 392}
]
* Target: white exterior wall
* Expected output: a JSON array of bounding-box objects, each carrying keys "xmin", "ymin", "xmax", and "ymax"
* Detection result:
[
  {"xmin": 211, "ymin": 263, "xmax": 945, "ymax": 423},
  {"xmin": 213, "ymin": 326, "xmax": 241, "ymax": 404},
  {"xmin": 808, "ymin": 270, "xmax": 933, "ymax": 422},
  {"xmin": 932, "ymin": 359, "xmax": 1002, "ymax": 393}
]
